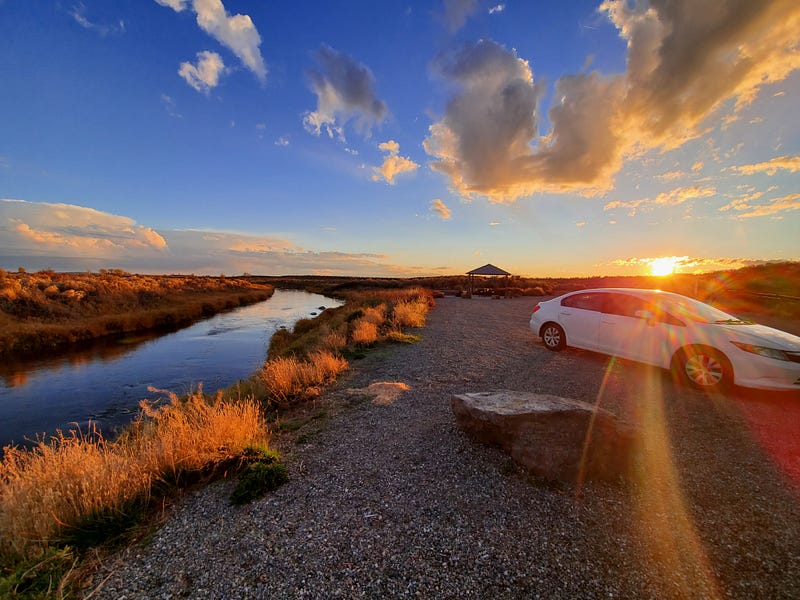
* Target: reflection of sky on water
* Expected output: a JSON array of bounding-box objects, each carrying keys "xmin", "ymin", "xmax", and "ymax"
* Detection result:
[{"xmin": 0, "ymin": 290, "xmax": 341, "ymax": 447}]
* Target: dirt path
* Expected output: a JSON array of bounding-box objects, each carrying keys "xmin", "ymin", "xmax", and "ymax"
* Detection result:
[{"xmin": 92, "ymin": 297, "xmax": 800, "ymax": 599}]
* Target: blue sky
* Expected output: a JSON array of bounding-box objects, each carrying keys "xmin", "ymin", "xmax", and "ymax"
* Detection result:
[{"xmin": 1, "ymin": 0, "xmax": 798, "ymax": 277}]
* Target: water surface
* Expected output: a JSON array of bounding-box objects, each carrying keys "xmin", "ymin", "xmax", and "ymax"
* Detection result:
[{"xmin": 0, "ymin": 290, "xmax": 341, "ymax": 447}]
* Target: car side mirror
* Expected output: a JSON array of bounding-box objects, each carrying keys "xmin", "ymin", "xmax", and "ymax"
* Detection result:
[{"xmin": 635, "ymin": 309, "xmax": 656, "ymax": 326}]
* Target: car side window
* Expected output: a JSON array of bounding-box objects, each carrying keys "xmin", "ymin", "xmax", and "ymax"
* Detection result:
[
  {"xmin": 561, "ymin": 293, "xmax": 604, "ymax": 312},
  {"xmin": 603, "ymin": 293, "xmax": 649, "ymax": 318},
  {"xmin": 652, "ymin": 303, "xmax": 686, "ymax": 326}
]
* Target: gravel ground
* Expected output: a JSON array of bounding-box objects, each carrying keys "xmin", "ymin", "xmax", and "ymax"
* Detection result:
[{"xmin": 90, "ymin": 296, "xmax": 800, "ymax": 599}]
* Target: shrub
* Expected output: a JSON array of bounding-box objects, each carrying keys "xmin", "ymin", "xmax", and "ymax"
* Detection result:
[{"xmin": 230, "ymin": 453, "xmax": 288, "ymax": 506}]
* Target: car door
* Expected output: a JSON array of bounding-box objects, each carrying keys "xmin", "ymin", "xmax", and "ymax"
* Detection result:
[
  {"xmin": 558, "ymin": 292, "xmax": 604, "ymax": 350},
  {"xmin": 599, "ymin": 293, "xmax": 681, "ymax": 366}
]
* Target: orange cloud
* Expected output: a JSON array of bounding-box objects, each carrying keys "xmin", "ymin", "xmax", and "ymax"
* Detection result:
[
  {"xmin": 424, "ymin": 2, "xmax": 800, "ymax": 202},
  {"xmin": 604, "ymin": 185, "xmax": 716, "ymax": 216},
  {"xmin": 2, "ymin": 199, "xmax": 167, "ymax": 257},
  {"xmin": 372, "ymin": 140, "xmax": 419, "ymax": 185},
  {"xmin": 732, "ymin": 155, "xmax": 800, "ymax": 176},
  {"xmin": 722, "ymin": 193, "xmax": 800, "ymax": 219},
  {"xmin": 430, "ymin": 199, "xmax": 452, "ymax": 220}
]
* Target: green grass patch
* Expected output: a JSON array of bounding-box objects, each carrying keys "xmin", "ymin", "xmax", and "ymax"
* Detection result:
[{"xmin": 229, "ymin": 452, "xmax": 288, "ymax": 506}]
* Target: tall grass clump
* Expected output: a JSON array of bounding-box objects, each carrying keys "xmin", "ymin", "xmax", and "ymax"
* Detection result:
[
  {"xmin": 350, "ymin": 319, "xmax": 379, "ymax": 346},
  {"xmin": 391, "ymin": 300, "xmax": 428, "ymax": 328},
  {"xmin": 259, "ymin": 350, "xmax": 348, "ymax": 407},
  {"xmin": 0, "ymin": 390, "xmax": 269, "ymax": 562}
]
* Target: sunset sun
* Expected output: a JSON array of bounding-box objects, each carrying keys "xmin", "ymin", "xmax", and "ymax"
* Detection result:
[{"xmin": 649, "ymin": 257, "xmax": 679, "ymax": 276}]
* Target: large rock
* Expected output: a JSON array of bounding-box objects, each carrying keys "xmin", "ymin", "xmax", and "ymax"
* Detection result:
[{"xmin": 451, "ymin": 391, "xmax": 637, "ymax": 483}]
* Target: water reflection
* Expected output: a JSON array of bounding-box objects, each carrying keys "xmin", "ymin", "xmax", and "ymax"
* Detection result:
[
  {"xmin": 0, "ymin": 332, "xmax": 163, "ymax": 388},
  {"xmin": 0, "ymin": 290, "xmax": 341, "ymax": 447}
]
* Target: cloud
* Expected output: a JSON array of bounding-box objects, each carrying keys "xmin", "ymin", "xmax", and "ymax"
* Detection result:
[
  {"xmin": 0, "ymin": 199, "xmax": 167, "ymax": 259},
  {"xmin": 0, "ymin": 200, "xmax": 420, "ymax": 277},
  {"xmin": 489, "ymin": 5, "xmax": 506, "ymax": 15},
  {"xmin": 154, "ymin": 0, "xmax": 187, "ymax": 9},
  {"xmin": 274, "ymin": 136, "xmax": 289, "ymax": 147},
  {"xmin": 160, "ymin": 94, "xmax": 183, "ymax": 118},
  {"xmin": 303, "ymin": 45, "xmax": 388, "ymax": 141},
  {"xmin": 70, "ymin": 2, "xmax": 125, "ymax": 36},
  {"xmin": 178, "ymin": 50, "xmax": 225, "ymax": 93},
  {"xmin": 443, "ymin": 0, "xmax": 478, "ymax": 31},
  {"xmin": 603, "ymin": 185, "xmax": 716, "ymax": 216},
  {"xmin": 430, "ymin": 199, "xmax": 452, "ymax": 220},
  {"xmin": 154, "ymin": 0, "xmax": 266, "ymax": 83},
  {"xmin": 731, "ymin": 155, "xmax": 800, "ymax": 176},
  {"xmin": 720, "ymin": 192, "xmax": 800, "ymax": 219},
  {"xmin": 425, "ymin": 1, "xmax": 800, "ymax": 202},
  {"xmin": 371, "ymin": 140, "xmax": 419, "ymax": 184}
]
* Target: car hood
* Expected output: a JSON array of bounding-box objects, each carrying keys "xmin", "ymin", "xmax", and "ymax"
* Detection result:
[{"xmin": 714, "ymin": 322, "xmax": 800, "ymax": 351}]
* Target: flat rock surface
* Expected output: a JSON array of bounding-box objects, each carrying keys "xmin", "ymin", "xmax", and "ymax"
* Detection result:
[
  {"xmin": 453, "ymin": 390, "xmax": 605, "ymax": 414},
  {"xmin": 91, "ymin": 296, "xmax": 800, "ymax": 599}
]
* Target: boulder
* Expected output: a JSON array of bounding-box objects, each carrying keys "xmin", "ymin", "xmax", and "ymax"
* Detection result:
[{"xmin": 451, "ymin": 391, "xmax": 637, "ymax": 483}]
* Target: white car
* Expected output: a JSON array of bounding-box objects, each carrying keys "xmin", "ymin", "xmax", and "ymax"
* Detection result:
[{"xmin": 530, "ymin": 288, "xmax": 800, "ymax": 391}]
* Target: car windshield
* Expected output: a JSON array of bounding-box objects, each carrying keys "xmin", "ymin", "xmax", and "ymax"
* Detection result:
[{"xmin": 655, "ymin": 295, "xmax": 745, "ymax": 324}]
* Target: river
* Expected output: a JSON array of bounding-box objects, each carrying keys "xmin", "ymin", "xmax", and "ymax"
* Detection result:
[{"xmin": 0, "ymin": 289, "xmax": 342, "ymax": 448}]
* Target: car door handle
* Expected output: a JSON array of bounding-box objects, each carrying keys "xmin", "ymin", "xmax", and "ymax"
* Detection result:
[{"xmin": 559, "ymin": 311, "xmax": 571, "ymax": 316}]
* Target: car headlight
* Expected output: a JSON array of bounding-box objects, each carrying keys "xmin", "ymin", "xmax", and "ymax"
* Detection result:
[{"xmin": 731, "ymin": 341, "xmax": 790, "ymax": 362}]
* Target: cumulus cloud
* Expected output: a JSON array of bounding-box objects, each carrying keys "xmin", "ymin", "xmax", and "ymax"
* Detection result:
[
  {"xmin": 0, "ymin": 199, "xmax": 167, "ymax": 259},
  {"xmin": 154, "ymin": 0, "xmax": 266, "ymax": 83},
  {"xmin": 425, "ymin": 1, "xmax": 800, "ymax": 202},
  {"xmin": 178, "ymin": 50, "xmax": 225, "ymax": 92},
  {"xmin": 303, "ymin": 45, "xmax": 388, "ymax": 141},
  {"xmin": 443, "ymin": 0, "xmax": 478, "ymax": 31},
  {"xmin": 603, "ymin": 185, "xmax": 716, "ymax": 216},
  {"xmin": 731, "ymin": 155, "xmax": 800, "ymax": 176},
  {"xmin": 489, "ymin": 5, "xmax": 506, "ymax": 15},
  {"xmin": 371, "ymin": 140, "xmax": 419, "ymax": 184},
  {"xmin": 431, "ymin": 199, "xmax": 452, "ymax": 220}
]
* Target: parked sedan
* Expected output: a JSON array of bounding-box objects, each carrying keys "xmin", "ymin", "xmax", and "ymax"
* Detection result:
[{"xmin": 530, "ymin": 288, "xmax": 800, "ymax": 391}]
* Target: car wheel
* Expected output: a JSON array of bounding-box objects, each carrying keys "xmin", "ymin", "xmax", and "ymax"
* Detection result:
[
  {"xmin": 541, "ymin": 323, "xmax": 566, "ymax": 351},
  {"xmin": 676, "ymin": 346, "xmax": 732, "ymax": 391}
]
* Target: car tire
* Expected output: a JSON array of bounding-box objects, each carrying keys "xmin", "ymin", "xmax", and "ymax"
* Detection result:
[
  {"xmin": 675, "ymin": 346, "xmax": 733, "ymax": 391},
  {"xmin": 541, "ymin": 323, "xmax": 566, "ymax": 351}
]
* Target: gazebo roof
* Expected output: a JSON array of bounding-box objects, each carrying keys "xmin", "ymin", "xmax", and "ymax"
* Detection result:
[{"xmin": 467, "ymin": 263, "xmax": 511, "ymax": 276}]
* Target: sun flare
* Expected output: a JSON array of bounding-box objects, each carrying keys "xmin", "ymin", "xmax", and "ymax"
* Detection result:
[{"xmin": 649, "ymin": 257, "xmax": 679, "ymax": 276}]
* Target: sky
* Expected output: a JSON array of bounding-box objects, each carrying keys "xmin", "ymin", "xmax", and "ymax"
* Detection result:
[{"xmin": 1, "ymin": 0, "xmax": 799, "ymax": 278}]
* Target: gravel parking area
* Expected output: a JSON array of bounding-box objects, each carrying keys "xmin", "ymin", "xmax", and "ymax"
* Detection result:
[{"xmin": 91, "ymin": 296, "xmax": 800, "ymax": 599}]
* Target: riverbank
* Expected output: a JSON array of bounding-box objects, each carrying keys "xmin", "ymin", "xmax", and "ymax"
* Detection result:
[{"xmin": 0, "ymin": 270, "xmax": 274, "ymax": 358}]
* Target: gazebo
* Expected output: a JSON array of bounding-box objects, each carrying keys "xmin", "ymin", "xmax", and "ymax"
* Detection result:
[{"xmin": 466, "ymin": 263, "xmax": 512, "ymax": 297}]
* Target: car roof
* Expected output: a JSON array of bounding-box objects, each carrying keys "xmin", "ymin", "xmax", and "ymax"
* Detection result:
[{"xmin": 560, "ymin": 288, "xmax": 683, "ymax": 300}]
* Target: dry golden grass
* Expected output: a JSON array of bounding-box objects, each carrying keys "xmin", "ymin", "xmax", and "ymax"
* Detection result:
[
  {"xmin": 319, "ymin": 325, "xmax": 348, "ymax": 353},
  {"xmin": 350, "ymin": 319, "xmax": 379, "ymax": 346},
  {"xmin": 391, "ymin": 300, "xmax": 428, "ymax": 328},
  {"xmin": 361, "ymin": 303, "xmax": 387, "ymax": 326},
  {"xmin": 259, "ymin": 350, "xmax": 349, "ymax": 406},
  {"xmin": 0, "ymin": 390, "xmax": 269, "ymax": 561}
]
